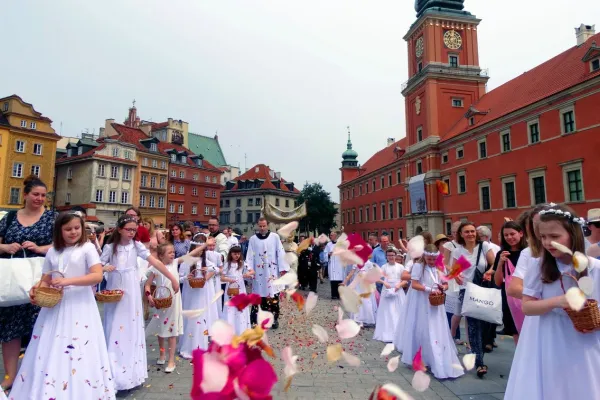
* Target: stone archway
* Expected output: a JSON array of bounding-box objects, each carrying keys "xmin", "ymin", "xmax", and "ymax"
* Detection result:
[{"xmin": 415, "ymin": 226, "xmax": 423, "ymax": 235}]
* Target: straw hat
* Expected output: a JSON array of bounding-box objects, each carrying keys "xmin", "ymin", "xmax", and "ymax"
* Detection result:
[
  {"xmin": 587, "ymin": 209, "xmax": 600, "ymax": 223},
  {"xmin": 434, "ymin": 234, "xmax": 451, "ymax": 246}
]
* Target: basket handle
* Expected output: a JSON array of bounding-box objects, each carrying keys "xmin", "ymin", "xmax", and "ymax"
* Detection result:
[
  {"xmin": 559, "ymin": 272, "xmax": 579, "ymax": 295},
  {"xmin": 38, "ymin": 270, "xmax": 65, "ymax": 290},
  {"xmin": 106, "ymin": 270, "xmax": 123, "ymax": 291},
  {"xmin": 153, "ymin": 285, "xmax": 173, "ymax": 299}
]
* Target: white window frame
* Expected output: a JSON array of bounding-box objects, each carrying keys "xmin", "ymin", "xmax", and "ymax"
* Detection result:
[
  {"xmin": 67, "ymin": 167, "xmax": 73, "ymax": 179},
  {"xmin": 66, "ymin": 192, "xmax": 71, "ymax": 204},
  {"xmin": 358, "ymin": 207, "xmax": 363, "ymax": 223},
  {"xmin": 109, "ymin": 190, "xmax": 117, "ymax": 203},
  {"xmin": 561, "ymin": 160, "xmax": 585, "ymax": 203},
  {"xmin": 501, "ymin": 175, "xmax": 517, "ymax": 209},
  {"xmin": 171, "ymin": 169, "xmax": 176, "ymax": 177},
  {"xmin": 150, "ymin": 196, "xmax": 156, "ymax": 208},
  {"xmin": 121, "ymin": 191, "xmax": 129, "ymax": 204},
  {"xmin": 204, "ymin": 206, "xmax": 210, "ymax": 215},
  {"xmin": 123, "ymin": 167, "xmax": 131, "ymax": 181},
  {"xmin": 20, "ymin": 120, "xmax": 26, "ymax": 128},
  {"xmin": 124, "ymin": 151, "xmax": 131, "ymax": 160},
  {"xmin": 212, "ymin": 177, "xmax": 217, "ymax": 183},
  {"xmin": 500, "ymin": 129, "xmax": 511, "ymax": 153},
  {"xmin": 150, "ymin": 176, "xmax": 156, "ymax": 188},
  {"xmin": 416, "ymin": 126, "xmax": 423, "ymax": 142},
  {"xmin": 193, "ymin": 174, "xmax": 198, "ymax": 181},
  {"xmin": 205, "ymin": 176, "xmax": 210, "ymax": 183},
  {"xmin": 30, "ymin": 165, "xmax": 40, "ymax": 177},
  {"xmin": 2, "ymin": 102, "xmax": 8, "ymax": 112},
  {"xmin": 204, "ymin": 189, "xmax": 209, "ymax": 197},
  {"xmin": 150, "ymin": 143, "xmax": 158, "ymax": 152},
  {"xmin": 455, "ymin": 146, "xmax": 464, "ymax": 160},
  {"xmin": 457, "ymin": 171, "xmax": 467, "ymax": 194},
  {"xmin": 528, "ymin": 168, "xmax": 547, "ymax": 206},
  {"xmin": 178, "ymin": 204, "xmax": 184, "ymax": 214},
  {"xmin": 110, "ymin": 165, "xmax": 119, "ymax": 179},
  {"xmin": 179, "ymin": 185, "xmax": 184, "ymax": 194},
  {"xmin": 441, "ymin": 152, "xmax": 449, "ymax": 164},
  {"xmin": 12, "ymin": 162, "xmax": 23, "ymax": 178},
  {"xmin": 151, "ymin": 159, "xmax": 157, "ymax": 168},
  {"xmin": 478, "ymin": 181, "xmax": 492, "ymax": 211},
  {"xmin": 141, "ymin": 175, "xmax": 147, "ymax": 187},
  {"xmin": 160, "ymin": 176, "xmax": 166, "ymax": 189},
  {"xmin": 477, "ymin": 138, "xmax": 487, "ymax": 159},
  {"xmin": 30, "ymin": 121, "xmax": 37, "ymax": 130},
  {"xmin": 527, "ymin": 119, "xmax": 541, "ymax": 144},
  {"xmin": 192, "ymin": 205, "xmax": 198, "ymax": 215},
  {"xmin": 445, "ymin": 219, "xmax": 453, "ymax": 236},
  {"xmin": 211, "ymin": 207, "xmax": 216, "ymax": 215},
  {"xmin": 112, "ymin": 147, "xmax": 119, "ymax": 157},
  {"xmin": 140, "ymin": 194, "xmax": 146, "ymax": 207},
  {"xmin": 170, "ymin": 184, "xmax": 175, "ymax": 194},
  {"xmin": 142, "ymin": 157, "xmax": 148, "ymax": 166},
  {"xmin": 161, "ymin": 161, "xmax": 166, "ymax": 169},
  {"xmin": 591, "ymin": 58, "xmax": 600, "ymax": 72},
  {"xmin": 560, "ymin": 105, "xmax": 576, "ymax": 134},
  {"xmin": 95, "ymin": 189, "xmax": 103, "ymax": 202},
  {"xmin": 451, "ymin": 98, "xmax": 464, "ymax": 108},
  {"xmin": 212, "ymin": 190, "xmax": 217, "ymax": 198},
  {"xmin": 33, "ymin": 143, "xmax": 42, "ymax": 155},
  {"xmin": 15, "ymin": 140, "xmax": 25, "ymax": 153},
  {"xmin": 169, "ymin": 203, "xmax": 175, "ymax": 213},
  {"xmin": 179, "ymin": 171, "xmax": 185, "ymax": 179},
  {"xmin": 9, "ymin": 188, "xmax": 20, "ymax": 204},
  {"xmin": 416, "ymin": 159, "xmax": 423, "ymax": 175},
  {"xmin": 98, "ymin": 164, "xmax": 106, "ymax": 177},
  {"xmin": 192, "ymin": 187, "xmax": 197, "ymax": 196},
  {"xmin": 388, "ymin": 200, "xmax": 394, "ymax": 219},
  {"xmin": 449, "ymin": 54, "xmax": 459, "ymax": 67}
]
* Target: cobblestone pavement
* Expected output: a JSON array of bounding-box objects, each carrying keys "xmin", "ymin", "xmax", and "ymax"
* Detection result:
[{"xmin": 1, "ymin": 280, "xmax": 515, "ymax": 400}]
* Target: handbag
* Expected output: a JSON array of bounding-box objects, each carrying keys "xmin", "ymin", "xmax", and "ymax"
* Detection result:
[
  {"xmin": 504, "ymin": 259, "xmax": 525, "ymax": 332},
  {"xmin": 0, "ymin": 249, "xmax": 44, "ymax": 307},
  {"xmin": 461, "ymin": 281, "xmax": 503, "ymax": 324}
]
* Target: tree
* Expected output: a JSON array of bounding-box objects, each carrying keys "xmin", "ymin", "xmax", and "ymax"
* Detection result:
[{"xmin": 297, "ymin": 182, "xmax": 338, "ymax": 236}]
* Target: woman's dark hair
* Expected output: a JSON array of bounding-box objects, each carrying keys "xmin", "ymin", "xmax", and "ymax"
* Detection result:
[
  {"xmin": 124, "ymin": 207, "xmax": 141, "ymax": 219},
  {"xmin": 24, "ymin": 175, "xmax": 47, "ymax": 195},
  {"xmin": 500, "ymin": 221, "xmax": 527, "ymax": 251},
  {"xmin": 168, "ymin": 224, "xmax": 185, "ymax": 242},
  {"xmin": 456, "ymin": 221, "xmax": 478, "ymax": 246},
  {"xmin": 156, "ymin": 242, "xmax": 173, "ymax": 257},
  {"xmin": 226, "ymin": 246, "xmax": 244, "ymax": 271},
  {"xmin": 109, "ymin": 215, "xmax": 139, "ymax": 256},
  {"xmin": 53, "ymin": 212, "xmax": 87, "ymax": 251},
  {"xmin": 420, "ymin": 231, "xmax": 434, "ymax": 246},
  {"xmin": 539, "ymin": 204, "xmax": 586, "ymax": 283}
]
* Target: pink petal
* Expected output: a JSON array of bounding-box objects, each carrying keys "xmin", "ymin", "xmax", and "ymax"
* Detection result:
[
  {"xmin": 277, "ymin": 221, "xmax": 299, "ymax": 238},
  {"xmin": 341, "ymin": 351, "xmax": 361, "ymax": 367},
  {"xmin": 311, "ymin": 324, "xmax": 329, "ymax": 343},
  {"xmin": 347, "ymin": 234, "xmax": 373, "ymax": 263},
  {"xmin": 305, "ymin": 292, "xmax": 318, "ymax": 315},
  {"xmin": 435, "ymin": 253, "xmax": 446, "ymax": 272},
  {"xmin": 210, "ymin": 320, "xmax": 235, "ymax": 346},
  {"xmin": 411, "ymin": 370, "xmax": 430, "ymax": 392},
  {"xmin": 232, "ymin": 378, "xmax": 251, "ymax": 400},
  {"xmin": 462, "ymin": 353, "xmax": 476, "ymax": 370},
  {"xmin": 237, "ymin": 359, "xmax": 278, "ymax": 397},
  {"xmin": 387, "ymin": 355, "xmax": 400, "ymax": 372},
  {"xmin": 336, "ymin": 319, "xmax": 361, "ymax": 339},
  {"xmin": 363, "ymin": 266, "xmax": 384, "ymax": 284},
  {"xmin": 338, "ymin": 286, "xmax": 361, "ymax": 313},
  {"xmin": 380, "ymin": 383, "xmax": 414, "ymax": 400},
  {"xmin": 408, "ymin": 236, "xmax": 425, "ymax": 259},
  {"xmin": 258, "ymin": 307, "xmax": 274, "ymax": 329},
  {"xmin": 381, "ymin": 343, "xmax": 395, "ymax": 357},
  {"xmin": 281, "ymin": 346, "xmax": 299, "ymax": 377},
  {"xmin": 337, "ymin": 306, "xmax": 344, "ymax": 323},
  {"xmin": 201, "ymin": 353, "xmax": 229, "ymax": 393},
  {"xmin": 333, "ymin": 248, "xmax": 364, "ymax": 266},
  {"xmin": 412, "ymin": 347, "xmax": 426, "ymax": 372}
]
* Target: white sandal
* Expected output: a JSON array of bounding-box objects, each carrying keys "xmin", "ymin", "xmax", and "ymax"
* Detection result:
[
  {"xmin": 165, "ymin": 365, "xmax": 176, "ymax": 373},
  {"xmin": 156, "ymin": 359, "xmax": 166, "ymax": 365}
]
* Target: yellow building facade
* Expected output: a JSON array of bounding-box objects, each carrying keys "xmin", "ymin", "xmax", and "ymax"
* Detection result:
[{"xmin": 0, "ymin": 95, "xmax": 60, "ymax": 210}]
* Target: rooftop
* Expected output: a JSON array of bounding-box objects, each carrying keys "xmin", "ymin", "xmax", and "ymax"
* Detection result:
[
  {"xmin": 227, "ymin": 163, "xmax": 300, "ymax": 193},
  {"xmin": 341, "ymin": 138, "xmax": 407, "ymax": 185},
  {"xmin": 187, "ymin": 132, "xmax": 228, "ymax": 167}
]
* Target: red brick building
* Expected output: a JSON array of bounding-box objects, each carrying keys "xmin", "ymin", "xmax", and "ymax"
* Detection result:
[{"xmin": 339, "ymin": 2, "xmax": 600, "ymax": 240}]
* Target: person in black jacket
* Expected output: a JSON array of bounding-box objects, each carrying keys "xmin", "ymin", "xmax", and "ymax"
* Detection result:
[
  {"xmin": 307, "ymin": 241, "xmax": 326, "ymax": 292},
  {"xmin": 297, "ymin": 245, "xmax": 311, "ymax": 290}
]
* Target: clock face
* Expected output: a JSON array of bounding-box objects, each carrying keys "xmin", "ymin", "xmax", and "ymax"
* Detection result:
[
  {"xmin": 443, "ymin": 30, "xmax": 462, "ymax": 50},
  {"xmin": 415, "ymin": 36, "xmax": 424, "ymax": 58}
]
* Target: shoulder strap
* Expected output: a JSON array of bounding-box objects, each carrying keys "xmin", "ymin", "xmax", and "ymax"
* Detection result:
[{"xmin": 475, "ymin": 242, "xmax": 484, "ymax": 268}]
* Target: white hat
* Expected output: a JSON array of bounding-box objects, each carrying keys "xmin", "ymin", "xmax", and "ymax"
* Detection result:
[{"xmin": 588, "ymin": 209, "xmax": 600, "ymax": 223}]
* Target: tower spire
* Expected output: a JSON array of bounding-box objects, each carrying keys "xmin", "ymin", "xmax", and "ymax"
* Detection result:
[{"xmin": 341, "ymin": 126, "xmax": 358, "ymax": 168}]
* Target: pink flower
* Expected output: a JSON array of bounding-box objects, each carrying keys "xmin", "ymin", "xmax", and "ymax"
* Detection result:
[
  {"xmin": 227, "ymin": 293, "xmax": 262, "ymax": 311},
  {"xmin": 347, "ymin": 234, "xmax": 373, "ymax": 266},
  {"xmin": 412, "ymin": 347, "xmax": 426, "ymax": 372}
]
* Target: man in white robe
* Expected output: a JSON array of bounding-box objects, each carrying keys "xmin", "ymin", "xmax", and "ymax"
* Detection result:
[
  {"xmin": 246, "ymin": 217, "xmax": 289, "ymax": 329},
  {"xmin": 207, "ymin": 217, "xmax": 230, "ymax": 261},
  {"xmin": 324, "ymin": 231, "xmax": 344, "ymax": 299}
]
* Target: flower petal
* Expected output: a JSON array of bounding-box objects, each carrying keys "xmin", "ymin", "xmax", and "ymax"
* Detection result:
[
  {"xmin": 305, "ymin": 292, "xmax": 318, "ymax": 315},
  {"xmin": 411, "ymin": 370, "xmax": 430, "ymax": 392},
  {"xmin": 258, "ymin": 307, "xmax": 274, "ymax": 329},
  {"xmin": 573, "ymin": 252, "xmax": 589, "ymax": 273},
  {"xmin": 381, "ymin": 383, "xmax": 414, "ymax": 400},
  {"xmin": 550, "ymin": 241, "xmax": 573, "ymax": 256},
  {"xmin": 201, "ymin": 353, "xmax": 229, "ymax": 393},
  {"xmin": 363, "ymin": 265, "xmax": 384, "ymax": 284},
  {"xmin": 333, "ymin": 248, "xmax": 364, "ymax": 266},
  {"xmin": 311, "ymin": 324, "xmax": 329, "ymax": 343},
  {"xmin": 387, "ymin": 355, "xmax": 400, "ymax": 372},
  {"xmin": 381, "ymin": 343, "xmax": 395, "ymax": 357},
  {"xmin": 281, "ymin": 346, "xmax": 299, "ymax": 378},
  {"xmin": 338, "ymin": 286, "xmax": 362, "ymax": 313},
  {"xmin": 462, "ymin": 353, "xmax": 476, "ymax": 371},
  {"xmin": 290, "ymin": 291, "xmax": 305, "ymax": 311},
  {"xmin": 277, "ymin": 221, "xmax": 299, "ymax": 238},
  {"xmin": 212, "ymin": 290, "xmax": 224, "ymax": 304},
  {"xmin": 336, "ymin": 318, "xmax": 361, "ymax": 340},
  {"xmin": 578, "ymin": 276, "xmax": 595, "ymax": 296},
  {"xmin": 180, "ymin": 255, "xmax": 201, "ymax": 266},
  {"xmin": 408, "ymin": 235, "xmax": 425, "ymax": 259},
  {"xmin": 326, "ymin": 344, "xmax": 343, "ymax": 362},
  {"xmin": 284, "ymin": 252, "xmax": 298, "ymax": 269},
  {"xmin": 452, "ymin": 363, "xmax": 465, "ymax": 371},
  {"xmin": 566, "ymin": 286, "xmax": 586, "ymax": 311},
  {"xmin": 412, "ymin": 347, "xmax": 426, "ymax": 372},
  {"xmin": 272, "ymin": 271, "xmax": 298, "ymax": 287},
  {"xmin": 211, "ymin": 320, "xmax": 235, "ymax": 346},
  {"xmin": 341, "ymin": 351, "xmax": 361, "ymax": 367},
  {"xmin": 237, "ymin": 358, "xmax": 277, "ymax": 397},
  {"xmin": 182, "ymin": 308, "xmax": 206, "ymax": 319}
]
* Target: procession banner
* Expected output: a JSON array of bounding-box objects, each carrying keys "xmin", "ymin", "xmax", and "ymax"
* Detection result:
[{"xmin": 409, "ymin": 173, "xmax": 427, "ymax": 214}]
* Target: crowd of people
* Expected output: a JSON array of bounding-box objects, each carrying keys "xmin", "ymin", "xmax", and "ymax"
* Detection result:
[{"xmin": 1, "ymin": 174, "xmax": 600, "ymax": 399}]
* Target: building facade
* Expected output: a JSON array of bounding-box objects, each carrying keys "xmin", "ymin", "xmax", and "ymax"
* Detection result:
[
  {"xmin": 220, "ymin": 164, "xmax": 300, "ymax": 235},
  {"xmin": 188, "ymin": 132, "xmax": 240, "ymax": 185},
  {"xmin": 339, "ymin": 2, "xmax": 600, "ymax": 240},
  {"xmin": 0, "ymin": 95, "xmax": 60, "ymax": 210}
]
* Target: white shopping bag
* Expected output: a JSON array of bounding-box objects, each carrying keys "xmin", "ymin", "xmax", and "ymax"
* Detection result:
[
  {"xmin": 444, "ymin": 291, "xmax": 461, "ymax": 315},
  {"xmin": 0, "ymin": 254, "xmax": 44, "ymax": 307},
  {"xmin": 461, "ymin": 282, "xmax": 503, "ymax": 324}
]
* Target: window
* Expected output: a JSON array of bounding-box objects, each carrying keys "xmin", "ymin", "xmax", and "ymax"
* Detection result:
[
  {"xmin": 381, "ymin": 176, "xmax": 385, "ymax": 189},
  {"xmin": 193, "ymin": 174, "xmax": 198, "ymax": 181},
  {"xmin": 351, "ymin": 209, "xmax": 355, "ymax": 224},
  {"xmin": 112, "ymin": 147, "xmax": 119, "ymax": 157},
  {"xmin": 592, "ymin": 58, "xmax": 600, "ymax": 71},
  {"xmin": 160, "ymin": 176, "xmax": 166, "ymax": 188},
  {"xmin": 449, "ymin": 55, "xmax": 459, "ymax": 67},
  {"xmin": 528, "ymin": 120, "xmax": 540, "ymax": 144},
  {"xmin": 146, "ymin": 195, "xmax": 153, "ymax": 208},
  {"xmin": 248, "ymin": 198, "xmax": 254, "ymax": 206},
  {"xmin": 372, "ymin": 180, "xmax": 376, "ymax": 192},
  {"xmin": 140, "ymin": 195, "xmax": 146, "ymax": 207},
  {"xmin": 365, "ymin": 207, "xmax": 370, "ymax": 222},
  {"xmin": 30, "ymin": 122, "xmax": 37, "ymax": 130},
  {"xmin": 179, "ymin": 171, "xmax": 185, "ymax": 179},
  {"xmin": 247, "ymin": 212, "xmax": 254, "ymax": 223},
  {"xmin": 456, "ymin": 146, "xmax": 464, "ymax": 159},
  {"xmin": 479, "ymin": 183, "xmax": 491, "ymax": 211},
  {"xmin": 235, "ymin": 213, "xmax": 241, "ymax": 223},
  {"xmin": 445, "ymin": 220, "xmax": 452, "ymax": 236},
  {"xmin": 78, "ymin": 146, "xmax": 83, "ymax": 155},
  {"xmin": 98, "ymin": 164, "xmax": 105, "ymax": 177},
  {"xmin": 204, "ymin": 189, "xmax": 209, "ymax": 197},
  {"xmin": 109, "ymin": 191, "xmax": 117, "ymax": 203},
  {"xmin": 192, "ymin": 187, "xmax": 197, "ymax": 196},
  {"xmin": 381, "ymin": 203, "xmax": 386, "ymax": 221},
  {"xmin": 12, "ymin": 162, "xmax": 23, "ymax": 178},
  {"xmin": 365, "ymin": 183, "xmax": 369, "ymax": 194},
  {"xmin": 469, "ymin": 117, "xmax": 475, "ymax": 126},
  {"xmin": 396, "ymin": 170, "xmax": 401, "ymax": 184},
  {"xmin": 457, "ymin": 171, "xmax": 466, "ymax": 194},
  {"xmin": 151, "ymin": 159, "xmax": 157, "ymax": 168},
  {"xmin": 2, "ymin": 102, "xmax": 7, "ymax": 112},
  {"xmin": 121, "ymin": 192, "xmax": 129, "ymax": 204},
  {"xmin": 161, "ymin": 161, "xmax": 166, "ymax": 169},
  {"xmin": 285, "ymin": 199, "xmax": 289, "ymax": 207},
  {"xmin": 205, "ymin": 176, "xmax": 210, "ymax": 182},
  {"xmin": 167, "ymin": 203, "xmax": 174, "ymax": 213},
  {"xmin": 478, "ymin": 139, "xmax": 487, "ymax": 159},
  {"xmin": 212, "ymin": 177, "xmax": 217, "ymax": 183},
  {"xmin": 142, "ymin": 158, "xmax": 148, "ymax": 167},
  {"xmin": 389, "ymin": 201, "xmax": 394, "ymax": 219},
  {"xmin": 192, "ymin": 205, "xmax": 198, "ymax": 215},
  {"xmin": 561, "ymin": 107, "xmax": 576, "ymax": 134},
  {"xmin": 141, "ymin": 175, "xmax": 147, "ymax": 187},
  {"xmin": 95, "ymin": 190, "xmax": 103, "ymax": 202},
  {"xmin": 30, "ymin": 165, "xmax": 40, "ymax": 177},
  {"xmin": 179, "ymin": 186, "xmax": 184, "ymax": 194},
  {"xmin": 15, "ymin": 140, "xmax": 25, "ymax": 153},
  {"xmin": 157, "ymin": 196, "xmax": 163, "ymax": 208},
  {"xmin": 398, "ymin": 229, "xmax": 404, "ymax": 240},
  {"xmin": 9, "ymin": 188, "xmax": 20, "ymax": 204},
  {"xmin": 20, "ymin": 120, "xmax": 27, "ymax": 128},
  {"xmin": 67, "ymin": 167, "xmax": 72, "ymax": 179},
  {"xmin": 225, "ymin": 199, "xmax": 230, "ymax": 207},
  {"xmin": 417, "ymin": 62, "xmax": 423, "ymax": 72},
  {"xmin": 501, "ymin": 131, "xmax": 511, "ymax": 152},
  {"xmin": 170, "ymin": 153, "xmax": 177, "ymax": 162},
  {"xmin": 502, "ymin": 178, "xmax": 516, "ymax": 208},
  {"xmin": 417, "ymin": 126, "xmax": 423, "ymax": 142},
  {"xmin": 529, "ymin": 170, "xmax": 547, "ymax": 205},
  {"xmin": 562, "ymin": 161, "xmax": 584, "ymax": 202},
  {"xmin": 110, "ymin": 165, "xmax": 119, "ymax": 179},
  {"xmin": 171, "ymin": 169, "xmax": 176, "ymax": 177},
  {"xmin": 178, "ymin": 204, "xmax": 184, "ymax": 214},
  {"xmin": 442, "ymin": 152, "xmax": 448, "ymax": 164},
  {"xmin": 416, "ymin": 160, "xmax": 423, "ymax": 175},
  {"xmin": 123, "ymin": 167, "xmax": 131, "ymax": 180},
  {"xmin": 66, "ymin": 193, "xmax": 71, "ymax": 204},
  {"xmin": 256, "ymin": 198, "xmax": 262, "ymax": 206},
  {"xmin": 150, "ymin": 143, "xmax": 158, "ymax": 152},
  {"xmin": 33, "ymin": 143, "xmax": 42, "ymax": 155},
  {"xmin": 372, "ymin": 205, "xmax": 377, "ymax": 221},
  {"xmin": 236, "ymin": 199, "xmax": 241, "ymax": 207},
  {"xmin": 452, "ymin": 98, "xmax": 464, "ymax": 108},
  {"xmin": 397, "ymin": 199, "xmax": 403, "ymax": 218},
  {"xmin": 170, "ymin": 184, "xmax": 175, "ymax": 193},
  {"xmin": 442, "ymin": 177, "xmax": 451, "ymax": 195},
  {"xmin": 181, "ymin": 155, "xmax": 187, "ymax": 164}
]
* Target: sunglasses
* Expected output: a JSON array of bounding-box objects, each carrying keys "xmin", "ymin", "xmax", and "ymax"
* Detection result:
[{"xmin": 123, "ymin": 228, "xmax": 137, "ymax": 233}]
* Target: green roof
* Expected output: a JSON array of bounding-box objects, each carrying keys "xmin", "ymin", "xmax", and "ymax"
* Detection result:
[{"xmin": 187, "ymin": 133, "xmax": 227, "ymax": 167}]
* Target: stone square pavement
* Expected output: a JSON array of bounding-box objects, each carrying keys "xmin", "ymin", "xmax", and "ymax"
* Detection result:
[{"xmin": 1, "ymin": 280, "xmax": 515, "ymax": 399}]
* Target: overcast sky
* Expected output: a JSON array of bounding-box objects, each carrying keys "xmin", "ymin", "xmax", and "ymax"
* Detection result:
[{"xmin": 4, "ymin": 1, "xmax": 599, "ymax": 201}]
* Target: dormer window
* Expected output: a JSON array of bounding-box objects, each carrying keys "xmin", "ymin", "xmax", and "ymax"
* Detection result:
[
  {"xmin": 181, "ymin": 155, "xmax": 187, "ymax": 163},
  {"xmin": 78, "ymin": 146, "xmax": 83, "ymax": 155},
  {"xmin": 170, "ymin": 153, "xmax": 177, "ymax": 162},
  {"xmin": 67, "ymin": 148, "xmax": 73, "ymax": 157},
  {"xmin": 150, "ymin": 143, "xmax": 158, "ymax": 152},
  {"xmin": 469, "ymin": 117, "xmax": 475, "ymax": 126},
  {"xmin": 196, "ymin": 159, "xmax": 203, "ymax": 167},
  {"xmin": 592, "ymin": 58, "xmax": 600, "ymax": 72}
]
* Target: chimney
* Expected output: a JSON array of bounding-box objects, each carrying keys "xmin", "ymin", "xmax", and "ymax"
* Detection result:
[
  {"xmin": 275, "ymin": 172, "xmax": 281, "ymax": 180},
  {"xmin": 576, "ymin": 24, "xmax": 596, "ymax": 46},
  {"xmin": 139, "ymin": 122, "xmax": 152, "ymax": 136},
  {"xmin": 103, "ymin": 119, "xmax": 117, "ymax": 138},
  {"xmin": 387, "ymin": 137, "xmax": 396, "ymax": 147},
  {"xmin": 99, "ymin": 127, "xmax": 105, "ymax": 137}
]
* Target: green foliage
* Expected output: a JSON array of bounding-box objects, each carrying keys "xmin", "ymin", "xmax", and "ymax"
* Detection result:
[{"xmin": 297, "ymin": 182, "xmax": 338, "ymax": 235}]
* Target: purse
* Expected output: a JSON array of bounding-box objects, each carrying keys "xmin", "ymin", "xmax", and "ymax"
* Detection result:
[
  {"xmin": 461, "ymin": 281, "xmax": 503, "ymax": 324},
  {"xmin": 504, "ymin": 259, "xmax": 525, "ymax": 332},
  {"xmin": 0, "ymin": 249, "xmax": 44, "ymax": 307}
]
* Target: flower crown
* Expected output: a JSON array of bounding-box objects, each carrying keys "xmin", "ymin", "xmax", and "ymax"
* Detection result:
[
  {"xmin": 423, "ymin": 250, "xmax": 440, "ymax": 257},
  {"xmin": 539, "ymin": 208, "xmax": 586, "ymax": 226},
  {"xmin": 118, "ymin": 216, "xmax": 138, "ymax": 226}
]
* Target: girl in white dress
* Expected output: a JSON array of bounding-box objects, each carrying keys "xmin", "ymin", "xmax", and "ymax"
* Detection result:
[
  {"xmin": 10, "ymin": 212, "xmax": 115, "ymax": 399},
  {"xmin": 342, "ymin": 260, "xmax": 378, "ymax": 326},
  {"xmin": 221, "ymin": 246, "xmax": 255, "ymax": 334},
  {"xmin": 374, "ymin": 248, "xmax": 408, "ymax": 342},
  {"xmin": 178, "ymin": 250, "xmax": 217, "ymax": 359},
  {"xmin": 100, "ymin": 215, "xmax": 179, "ymax": 392},
  {"xmin": 145, "ymin": 242, "xmax": 204, "ymax": 372},
  {"xmin": 399, "ymin": 244, "xmax": 463, "ymax": 379},
  {"xmin": 515, "ymin": 205, "xmax": 600, "ymax": 399}
]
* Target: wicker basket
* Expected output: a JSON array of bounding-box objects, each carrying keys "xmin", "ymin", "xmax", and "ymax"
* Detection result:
[
  {"xmin": 95, "ymin": 270, "xmax": 124, "ymax": 303},
  {"xmin": 188, "ymin": 268, "xmax": 206, "ymax": 289},
  {"xmin": 153, "ymin": 286, "xmax": 173, "ymax": 309},
  {"xmin": 429, "ymin": 292, "xmax": 446, "ymax": 306},
  {"xmin": 33, "ymin": 270, "xmax": 64, "ymax": 308},
  {"xmin": 561, "ymin": 273, "xmax": 600, "ymax": 332},
  {"xmin": 227, "ymin": 281, "xmax": 240, "ymax": 297}
]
